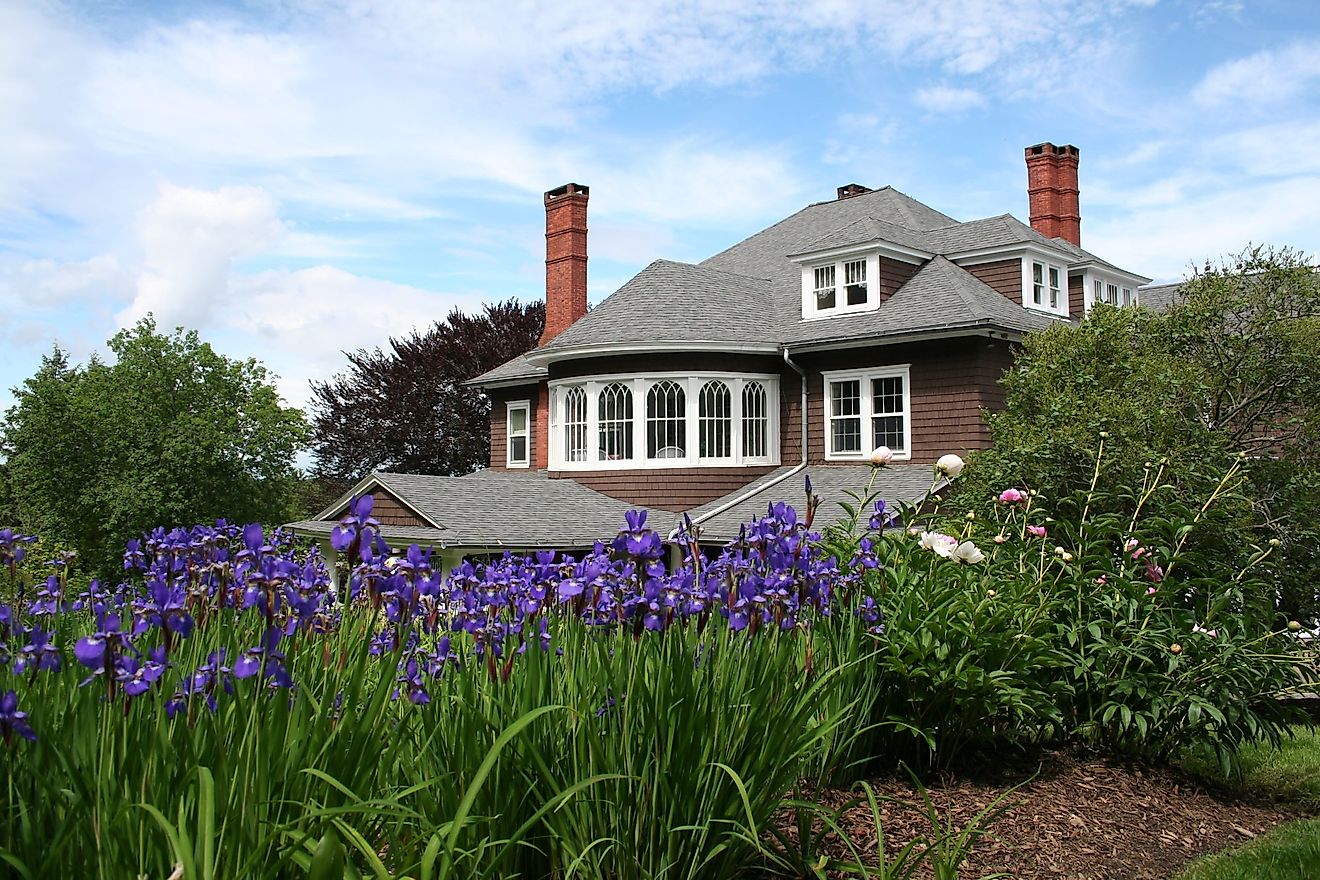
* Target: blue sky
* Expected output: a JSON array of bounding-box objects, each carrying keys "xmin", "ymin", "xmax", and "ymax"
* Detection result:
[{"xmin": 2, "ymin": 0, "xmax": 1318, "ymax": 417}]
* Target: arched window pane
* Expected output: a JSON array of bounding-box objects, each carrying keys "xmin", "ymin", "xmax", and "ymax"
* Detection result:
[
  {"xmin": 563, "ymin": 386, "xmax": 588, "ymax": 462},
  {"xmin": 598, "ymin": 383, "xmax": 633, "ymax": 461},
  {"xmin": 742, "ymin": 381, "xmax": 768, "ymax": 458},
  {"xmin": 698, "ymin": 380, "xmax": 732, "ymax": 459},
  {"xmin": 646, "ymin": 380, "xmax": 686, "ymax": 459}
]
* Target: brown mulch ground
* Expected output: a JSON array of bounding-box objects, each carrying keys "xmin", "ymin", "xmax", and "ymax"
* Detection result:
[{"xmin": 782, "ymin": 750, "xmax": 1314, "ymax": 879}]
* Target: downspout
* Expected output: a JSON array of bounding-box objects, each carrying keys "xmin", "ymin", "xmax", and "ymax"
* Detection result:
[{"xmin": 669, "ymin": 346, "xmax": 810, "ymax": 539}]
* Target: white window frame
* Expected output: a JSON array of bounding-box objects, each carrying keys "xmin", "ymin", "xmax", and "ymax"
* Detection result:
[
  {"xmin": 547, "ymin": 372, "xmax": 780, "ymax": 471},
  {"xmin": 1023, "ymin": 257, "xmax": 1070, "ymax": 317},
  {"xmin": 801, "ymin": 253, "xmax": 881, "ymax": 319},
  {"xmin": 505, "ymin": 400, "xmax": 531, "ymax": 469},
  {"xmin": 822, "ymin": 365, "xmax": 912, "ymax": 462}
]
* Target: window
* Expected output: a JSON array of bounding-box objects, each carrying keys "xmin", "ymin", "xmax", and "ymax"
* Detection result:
[
  {"xmin": 563, "ymin": 386, "xmax": 588, "ymax": 462},
  {"xmin": 844, "ymin": 259, "xmax": 867, "ymax": 306},
  {"xmin": 824, "ymin": 366, "xmax": 911, "ymax": 460},
  {"xmin": 829, "ymin": 379, "xmax": 863, "ymax": 454},
  {"xmin": 506, "ymin": 401, "xmax": 530, "ymax": 468},
  {"xmin": 1026, "ymin": 259, "xmax": 1069, "ymax": 316},
  {"xmin": 1122, "ymin": 287, "xmax": 1132, "ymax": 306},
  {"xmin": 803, "ymin": 255, "xmax": 880, "ymax": 317},
  {"xmin": 1107, "ymin": 282, "xmax": 1119, "ymax": 305},
  {"xmin": 598, "ymin": 383, "xmax": 633, "ymax": 461},
  {"xmin": 1093, "ymin": 278, "xmax": 1103, "ymax": 306},
  {"xmin": 741, "ymin": 381, "xmax": 769, "ymax": 459},
  {"xmin": 698, "ymin": 380, "xmax": 732, "ymax": 459},
  {"xmin": 646, "ymin": 380, "xmax": 686, "ymax": 459},
  {"xmin": 549, "ymin": 373, "xmax": 779, "ymax": 469},
  {"xmin": 813, "ymin": 265, "xmax": 836, "ymax": 310}
]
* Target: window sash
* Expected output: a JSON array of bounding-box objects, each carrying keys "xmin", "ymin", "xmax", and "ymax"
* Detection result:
[
  {"xmin": 506, "ymin": 402, "xmax": 530, "ymax": 467},
  {"xmin": 825, "ymin": 368, "xmax": 910, "ymax": 460},
  {"xmin": 813, "ymin": 265, "xmax": 837, "ymax": 310}
]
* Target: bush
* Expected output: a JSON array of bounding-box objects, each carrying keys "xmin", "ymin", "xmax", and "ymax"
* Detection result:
[{"xmin": 820, "ymin": 446, "xmax": 1314, "ymax": 775}]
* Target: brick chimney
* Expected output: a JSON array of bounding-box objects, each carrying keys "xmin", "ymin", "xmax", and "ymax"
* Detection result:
[
  {"xmin": 837, "ymin": 183, "xmax": 873, "ymax": 199},
  {"xmin": 539, "ymin": 182, "xmax": 589, "ymax": 346},
  {"xmin": 1024, "ymin": 143, "xmax": 1081, "ymax": 247}
]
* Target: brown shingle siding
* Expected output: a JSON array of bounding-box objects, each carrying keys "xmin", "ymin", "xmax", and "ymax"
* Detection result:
[
  {"xmin": 964, "ymin": 259, "xmax": 1022, "ymax": 304},
  {"xmin": 552, "ymin": 466, "xmax": 779, "ymax": 511},
  {"xmin": 879, "ymin": 258, "xmax": 919, "ymax": 302},
  {"xmin": 1068, "ymin": 274, "xmax": 1084, "ymax": 318}
]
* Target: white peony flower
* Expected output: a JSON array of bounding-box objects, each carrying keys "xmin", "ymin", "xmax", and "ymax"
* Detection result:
[
  {"xmin": 935, "ymin": 453, "xmax": 965, "ymax": 479},
  {"xmin": 869, "ymin": 445, "xmax": 895, "ymax": 467},
  {"xmin": 919, "ymin": 531, "xmax": 959, "ymax": 556},
  {"xmin": 949, "ymin": 541, "xmax": 985, "ymax": 565}
]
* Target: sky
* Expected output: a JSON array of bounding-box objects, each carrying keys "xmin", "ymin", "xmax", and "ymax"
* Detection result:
[{"xmin": 2, "ymin": 0, "xmax": 1319, "ymax": 420}]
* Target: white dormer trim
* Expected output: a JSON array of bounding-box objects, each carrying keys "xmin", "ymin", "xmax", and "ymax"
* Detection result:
[
  {"xmin": 800, "ymin": 252, "xmax": 882, "ymax": 320},
  {"xmin": 1022, "ymin": 256, "xmax": 1070, "ymax": 317}
]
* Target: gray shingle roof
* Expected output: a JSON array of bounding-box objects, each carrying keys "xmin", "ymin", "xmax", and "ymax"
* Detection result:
[
  {"xmin": 1137, "ymin": 282, "xmax": 1182, "ymax": 313},
  {"xmin": 540, "ymin": 260, "xmax": 777, "ymax": 351},
  {"xmin": 688, "ymin": 463, "xmax": 939, "ymax": 542},
  {"xmin": 780, "ymin": 256, "xmax": 1059, "ymax": 346},
  {"xmin": 468, "ymin": 353, "xmax": 545, "ymax": 387},
  {"xmin": 469, "ymin": 183, "xmax": 1149, "ymax": 385}
]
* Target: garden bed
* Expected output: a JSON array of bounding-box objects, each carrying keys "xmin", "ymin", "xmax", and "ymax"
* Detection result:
[{"xmin": 796, "ymin": 749, "xmax": 1313, "ymax": 879}]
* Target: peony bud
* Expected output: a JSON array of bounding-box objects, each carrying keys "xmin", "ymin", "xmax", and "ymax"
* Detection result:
[
  {"xmin": 1289, "ymin": 621, "xmax": 1302, "ymax": 632},
  {"xmin": 935, "ymin": 453, "xmax": 965, "ymax": 479},
  {"xmin": 1170, "ymin": 643, "xmax": 1182, "ymax": 654},
  {"xmin": 869, "ymin": 445, "xmax": 895, "ymax": 467}
]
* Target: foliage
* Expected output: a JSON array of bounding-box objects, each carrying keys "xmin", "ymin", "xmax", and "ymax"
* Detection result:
[
  {"xmin": 959, "ymin": 245, "xmax": 1320, "ymax": 620},
  {"xmin": 1, "ymin": 319, "xmax": 308, "ymax": 578},
  {"xmin": 309, "ymin": 299, "xmax": 544, "ymax": 484},
  {"xmin": 1172, "ymin": 818, "xmax": 1320, "ymax": 880},
  {"xmin": 821, "ymin": 445, "xmax": 1313, "ymax": 774},
  {"xmin": 0, "ymin": 500, "xmax": 883, "ymax": 878}
]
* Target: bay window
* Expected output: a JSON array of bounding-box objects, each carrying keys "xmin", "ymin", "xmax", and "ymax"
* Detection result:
[
  {"xmin": 823, "ymin": 366, "xmax": 911, "ymax": 461},
  {"xmin": 549, "ymin": 373, "xmax": 778, "ymax": 470}
]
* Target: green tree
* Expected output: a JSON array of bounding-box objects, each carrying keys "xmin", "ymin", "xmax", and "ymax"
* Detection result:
[
  {"xmin": 1, "ymin": 318, "xmax": 309, "ymax": 576},
  {"xmin": 961, "ymin": 245, "xmax": 1320, "ymax": 618}
]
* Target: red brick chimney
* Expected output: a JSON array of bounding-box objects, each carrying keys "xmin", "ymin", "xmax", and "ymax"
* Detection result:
[
  {"xmin": 1024, "ymin": 143, "xmax": 1081, "ymax": 247},
  {"xmin": 539, "ymin": 182, "xmax": 589, "ymax": 346}
]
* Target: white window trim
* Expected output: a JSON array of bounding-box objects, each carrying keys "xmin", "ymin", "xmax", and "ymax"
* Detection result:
[
  {"xmin": 547, "ymin": 371, "xmax": 780, "ymax": 471},
  {"xmin": 1022, "ymin": 257, "xmax": 1070, "ymax": 317},
  {"xmin": 505, "ymin": 400, "xmax": 531, "ymax": 468},
  {"xmin": 822, "ymin": 365, "xmax": 912, "ymax": 462},
  {"xmin": 1085, "ymin": 271, "xmax": 1142, "ymax": 312},
  {"xmin": 801, "ymin": 253, "xmax": 882, "ymax": 320}
]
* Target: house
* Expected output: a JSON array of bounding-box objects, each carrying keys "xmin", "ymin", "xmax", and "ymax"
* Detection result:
[{"xmin": 290, "ymin": 143, "xmax": 1152, "ymax": 574}]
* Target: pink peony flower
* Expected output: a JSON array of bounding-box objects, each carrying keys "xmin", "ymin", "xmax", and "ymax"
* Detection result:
[
  {"xmin": 1027, "ymin": 525, "xmax": 1047, "ymax": 538},
  {"xmin": 998, "ymin": 488, "xmax": 1025, "ymax": 504},
  {"xmin": 1147, "ymin": 586, "xmax": 1157, "ymax": 595}
]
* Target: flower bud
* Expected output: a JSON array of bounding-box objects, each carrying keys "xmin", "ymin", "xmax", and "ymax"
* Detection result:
[
  {"xmin": 1170, "ymin": 643, "xmax": 1182, "ymax": 654},
  {"xmin": 1288, "ymin": 620, "xmax": 1302, "ymax": 632},
  {"xmin": 869, "ymin": 445, "xmax": 895, "ymax": 467},
  {"xmin": 993, "ymin": 534, "xmax": 1007, "ymax": 544},
  {"xmin": 1269, "ymin": 538, "xmax": 1282, "ymax": 547},
  {"xmin": 987, "ymin": 589, "xmax": 997, "ymax": 598},
  {"xmin": 966, "ymin": 511, "xmax": 976, "ymax": 521},
  {"xmin": 1099, "ymin": 431, "xmax": 1109, "ymax": 439},
  {"xmin": 935, "ymin": 453, "xmax": 965, "ymax": 479}
]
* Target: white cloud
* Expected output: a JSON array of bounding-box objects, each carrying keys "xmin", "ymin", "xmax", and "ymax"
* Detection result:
[
  {"xmin": 0, "ymin": 254, "xmax": 130, "ymax": 306},
  {"xmin": 1194, "ymin": 41, "xmax": 1320, "ymax": 107},
  {"xmin": 915, "ymin": 85, "xmax": 986, "ymax": 114},
  {"xmin": 119, "ymin": 184, "xmax": 286, "ymax": 330}
]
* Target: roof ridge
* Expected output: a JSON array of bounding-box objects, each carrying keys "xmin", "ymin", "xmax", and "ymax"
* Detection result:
[{"xmin": 651, "ymin": 258, "xmax": 770, "ymax": 283}]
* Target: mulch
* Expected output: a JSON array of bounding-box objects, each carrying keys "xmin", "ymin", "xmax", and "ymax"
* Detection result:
[{"xmin": 782, "ymin": 750, "xmax": 1314, "ymax": 879}]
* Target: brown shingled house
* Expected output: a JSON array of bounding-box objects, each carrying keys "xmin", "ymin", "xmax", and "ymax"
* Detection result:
[{"xmin": 293, "ymin": 143, "xmax": 1153, "ymax": 572}]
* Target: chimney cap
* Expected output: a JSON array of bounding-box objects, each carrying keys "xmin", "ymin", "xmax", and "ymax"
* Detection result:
[
  {"xmin": 545, "ymin": 182, "xmax": 590, "ymax": 203},
  {"xmin": 1025, "ymin": 143, "xmax": 1079, "ymax": 159},
  {"xmin": 836, "ymin": 183, "xmax": 873, "ymax": 200}
]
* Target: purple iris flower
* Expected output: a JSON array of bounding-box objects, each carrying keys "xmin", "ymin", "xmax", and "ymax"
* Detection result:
[
  {"xmin": 1, "ymin": 690, "xmax": 37, "ymax": 743},
  {"xmin": 394, "ymin": 655, "xmax": 430, "ymax": 704},
  {"xmin": 15, "ymin": 627, "xmax": 61, "ymax": 674},
  {"xmin": 116, "ymin": 647, "xmax": 167, "ymax": 697},
  {"xmin": 135, "ymin": 577, "xmax": 195, "ymax": 644},
  {"xmin": 233, "ymin": 627, "xmax": 294, "ymax": 688},
  {"xmin": 868, "ymin": 499, "xmax": 891, "ymax": 531},
  {"xmin": 74, "ymin": 612, "xmax": 133, "ymax": 679}
]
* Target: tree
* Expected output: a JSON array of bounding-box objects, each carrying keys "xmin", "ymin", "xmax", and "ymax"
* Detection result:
[
  {"xmin": 1, "ymin": 319, "xmax": 309, "ymax": 576},
  {"xmin": 960, "ymin": 245, "xmax": 1320, "ymax": 618},
  {"xmin": 309, "ymin": 298, "xmax": 544, "ymax": 484}
]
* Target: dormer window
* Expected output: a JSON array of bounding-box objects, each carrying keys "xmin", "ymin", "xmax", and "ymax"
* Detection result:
[
  {"xmin": 814, "ymin": 265, "xmax": 836, "ymax": 309},
  {"xmin": 802, "ymin": 254, "xmax": 881, "ymax": 319},
  {"xmin": 844, "ymin": 259, "xmax": 867, "ymax": 305},
  {"xmin": 1087, "ymin": 274, "xmax": 1141, "ymax": 311},
  {"xmin": 1021, "ymin": 257, "xmax": 1069, "ymax": 317}
]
